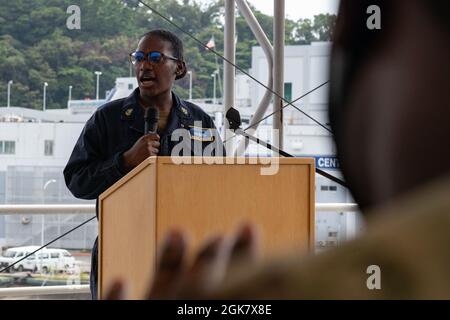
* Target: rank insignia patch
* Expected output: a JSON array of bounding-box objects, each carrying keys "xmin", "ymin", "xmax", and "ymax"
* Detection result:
[
  {"xmin": 181, "ymin": 106, "xmax": 189, "ymax": 116},
  {"xmin": 124, "ymin": 108, "xmax": 133, "ymax": 117}
]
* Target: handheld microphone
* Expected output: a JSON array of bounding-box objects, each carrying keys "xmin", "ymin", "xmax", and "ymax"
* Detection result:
[{"xmin": 144, "ymin": 107, "xmax": 159, "ymax": 134}]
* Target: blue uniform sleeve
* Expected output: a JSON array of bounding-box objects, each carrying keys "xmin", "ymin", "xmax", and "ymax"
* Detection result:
[{"xmin": 63, "ymin": 112, "xmax": 127, "ymax": 200}]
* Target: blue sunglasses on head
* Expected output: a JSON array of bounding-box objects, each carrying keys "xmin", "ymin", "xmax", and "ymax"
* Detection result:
[{"xmin": 129, "ymin": 51, "xmax": 180, "ymax": 65}]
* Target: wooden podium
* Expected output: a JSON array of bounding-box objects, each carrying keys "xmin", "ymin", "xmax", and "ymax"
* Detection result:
[{"xmin": 98, "ymin": 157, "xmax": 315, "ymax": 299}]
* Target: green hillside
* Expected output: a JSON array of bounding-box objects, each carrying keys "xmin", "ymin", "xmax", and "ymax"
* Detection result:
[{"xmin": 0, "ymin": 0, "xmax": 335, "ymax": 109}]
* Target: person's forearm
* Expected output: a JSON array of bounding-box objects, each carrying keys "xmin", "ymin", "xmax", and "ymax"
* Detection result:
[{"xmin": 121, "ymin": 150, "xmax": 137, "ymax": 172}]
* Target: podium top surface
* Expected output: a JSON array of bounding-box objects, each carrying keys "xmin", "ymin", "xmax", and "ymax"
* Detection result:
[{"xmin": 99, "ymin": 156, "xmax": 314, "ymax": 201}]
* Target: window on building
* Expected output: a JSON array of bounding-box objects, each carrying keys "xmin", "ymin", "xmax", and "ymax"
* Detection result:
[
  {"xmin": 44, "ymin": 140, "xmax": 54, "ymax": 156},
  {"xmin": 0, "ymin": 141, "xmax": 15, "ymax": 154},
  {"xmin": 284, "ymin": 82, "xmax": 292, "ymax": 102},
  {"xmin": 0, "ymin": 172, "xmax": 5, "ymax": 204},
  {"xmin": 321, "ymin": 185, "xmax": 338, "ymax": 191},
  {"xmin": 128, "ymin": 83, "xmax": 133, "ymax": 90}
]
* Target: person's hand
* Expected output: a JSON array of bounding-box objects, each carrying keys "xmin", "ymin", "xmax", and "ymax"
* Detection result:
[
  {"xmin": 104, "ymin": 223, "xmax": 259, "ymax": 300},
  {"xmin": 122, "ymin": 133, "xmax": 160, "ymax": 171}
]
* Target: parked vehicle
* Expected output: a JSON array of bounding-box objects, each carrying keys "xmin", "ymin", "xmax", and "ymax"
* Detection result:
[
  {"xmin": 0, "ymin": 246, "xmax": 76, "ymax": 273},
  {"xmin": 33, "ymin": 248, "xmax": 76, "ymax": 274},
  {"xmin": 0, "ymin": 246, "xmax": 41, "ymax": 272}
]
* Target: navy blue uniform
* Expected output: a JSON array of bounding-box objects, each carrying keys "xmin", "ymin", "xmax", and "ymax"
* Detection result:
[{"xmin": 63, "ymin": 88, "xmax": 222, "ymax": 299}]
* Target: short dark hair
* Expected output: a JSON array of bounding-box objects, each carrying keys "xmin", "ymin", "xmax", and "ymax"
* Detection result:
[{"xmin": 140, "ymin": 29, "xmax": 184, "ymax": 62}]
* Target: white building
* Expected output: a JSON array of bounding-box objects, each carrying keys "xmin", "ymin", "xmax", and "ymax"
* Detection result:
[
  {"xmin": 0, "ymin": 108, "xmax": 95, "ymax": 249},
  {"xmin": 0, "ymin": 47, "xmax": 362, "ymax": 251},
  {"xmin": 0, "ymin": 77, "xmax": 145, "ymax": 249},
  {"xmin": 246, "ymin": 42, "xmax": 363, "ymax": 247}
]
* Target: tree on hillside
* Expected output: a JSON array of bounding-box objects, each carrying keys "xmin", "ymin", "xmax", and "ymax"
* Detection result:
[
  {"xmin": 293, "ymin": 14, "xmax": 337, "ymax": 44},
  {"xmin": 0, "ymin": 0, "xmax": 336, "ymax": 109}
]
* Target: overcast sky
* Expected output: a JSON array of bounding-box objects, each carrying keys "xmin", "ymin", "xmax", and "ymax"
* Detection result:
[
  {"xmin": 246, "ymin": 0, "xmax": 340, "ymax": 20},
  {"xmin": 198, "ymin": 0, "xmax": 340, "ymax": 21}
]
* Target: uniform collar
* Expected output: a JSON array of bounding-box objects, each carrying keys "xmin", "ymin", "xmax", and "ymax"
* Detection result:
[
  {"xmin": 162, "ymin": 92, "xmax": 193, "ymax": 135},
  {"xmin": 121, "ymin": 88, "xmax": 144, "ymax": 134},
  {"xmin": 120, "ymin": 89, "xmax": 193, "ymax": 134},
  {"xmin": 172, "ymin": 93, "xmax": 192, "ymax": 122},
  {"xmin": 121, "ymin": 88, "xmax": 141, "ymax": 120}
]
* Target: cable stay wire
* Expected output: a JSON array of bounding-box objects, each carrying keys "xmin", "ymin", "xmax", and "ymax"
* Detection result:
[
  {"xmin": 244, "ymin": 81, "xmax": 330, "ymax": 132},
  {"xmin": 223, "ymin": 80, "xmax": 331, "ymax": 145}
]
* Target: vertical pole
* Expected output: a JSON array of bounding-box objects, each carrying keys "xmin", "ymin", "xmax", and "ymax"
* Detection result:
[
  {"xmin": 95, "ymin": 71, "xmax": 102, "ymax": 100},
  {"xmin": 7, "ymin": 81, "xmax": 13, "ymax": 108},
  {"xmin": 41, "ymin": 216, "xmax": 45, "ymax": 246},
  {"xmin": 96, "ymin": 74, "xmax": 99, "ymax": 100},
  {"xmin": 43, "ymin": 83, "xmax": 48, "ymax": 112},
  {"xmin": 213, "ymin": 73, "xmax": 216, "ymax": 104},
  {"xmin": 215, "ymin": 55, "xmax": 223, "ymax": 97},
  {"xmin": 68, "ymin": 85, "xmax": 72, "ymax": 109},
  {"xmin": 273, "ymin": 0, "xmax": 285, "ymax": 149},
  {"xmin": 224, "ymin": 0, "xmax": 236, "ymax": 152},
  {"xmin": 42, "ymin": 179, "xmax": 56, "ymax": 247},
  {"xmin": 41, "ymin": 189, "xmax": 45, "ymax": 247},
  {"xmin": 188, "ymin": 71, "xmax": 192, "ymax": 100}
]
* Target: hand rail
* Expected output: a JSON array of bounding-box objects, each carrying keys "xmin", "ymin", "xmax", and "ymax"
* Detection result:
[
  {"xmin": 0, "ymin": 202, "xmax": 359, "ymax": 298},
  {"xmin": 0, "ymin": 284, "xmax": 90, "ymax": 298},
  {"xmin": 0, "ymin": 204, "xmax": 96, "ymax": 215},
  {"xmin": 0, "ymin": 203, "xmax": 359, "ymax": 215}
]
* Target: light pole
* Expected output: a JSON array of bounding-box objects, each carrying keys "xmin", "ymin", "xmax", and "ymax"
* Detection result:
[
  {"xmin": 211, "ymin": 71, "xmax": 217, "ymax": 104},
  {"xmin": 94, "ymin": 71, "xmax": 102, "ymax": 100},
  {"xmin": 7, "ymin": 80, "xmax": 13, "ymax": 108},
  {"xmin": 68, "ymin": 85, "xmax": 72, "ymax": 102},
  {"xmin": 43, "ymin": 82, "xmax": 48, "ymax": 111},
  {"xmin": 214, "ymin": 69, "xmax": 220, "ymax": 103},
  {"xmin": 187, "ymin": 71, "xmax": 192, "ymax": 100},
  {"xmin": 67, "ymin": 85, "xmax": 73, "ymax": 109},
  {"xmin": 41, "ymin": 179, "xmax": 56, "ymax": 246}
]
